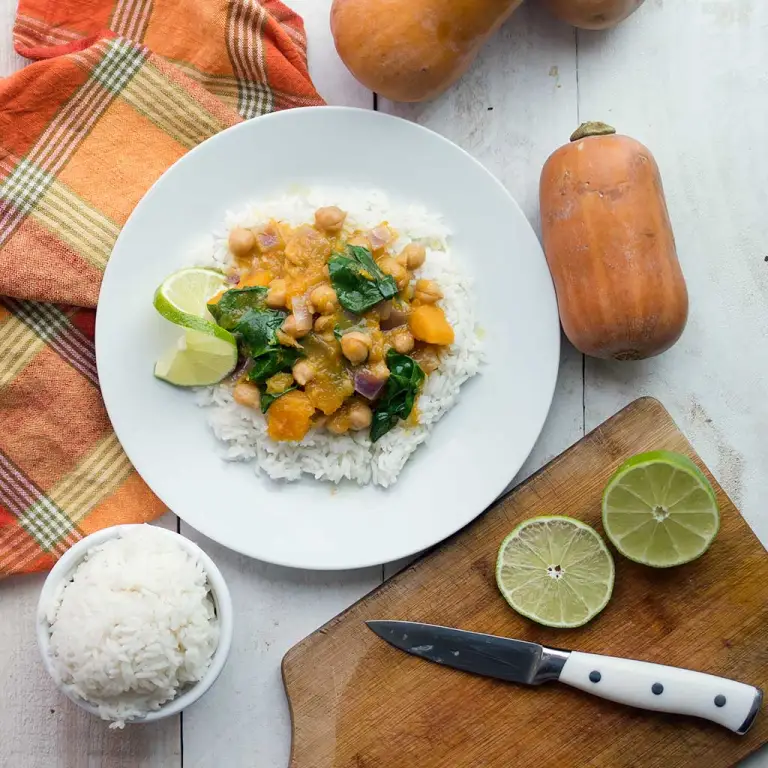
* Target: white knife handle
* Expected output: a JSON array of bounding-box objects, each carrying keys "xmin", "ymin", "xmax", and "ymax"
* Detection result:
[{"xmin": 559, "ymin": 651, "xmax": 762, "ymax": 734}]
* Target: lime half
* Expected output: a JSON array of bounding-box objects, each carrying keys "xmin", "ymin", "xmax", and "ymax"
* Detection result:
[
  {"xmin": 496, "ymin": 516, "xmax": 614, "ymax": 629},
  {"xmin": 152, "ymin": 267, "xmax": 237, "ymax": 386},
  {"xmin": 602, "ymin": 451, "xmax": 719, "ymax": 568}
]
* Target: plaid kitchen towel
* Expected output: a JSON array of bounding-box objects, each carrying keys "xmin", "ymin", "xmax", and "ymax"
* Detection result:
[{"xmin": 0, "ymin": 1, "xmax": 323, "ymax": 577}]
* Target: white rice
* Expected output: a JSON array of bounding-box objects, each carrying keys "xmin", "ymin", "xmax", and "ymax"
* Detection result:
[
  {"xmin": 45, "ymin": 527, "xmax": 219, "ymax": 728},
  {"xmin": 194, "ymin": 188, "xmax": 483, "ymax": 487}
]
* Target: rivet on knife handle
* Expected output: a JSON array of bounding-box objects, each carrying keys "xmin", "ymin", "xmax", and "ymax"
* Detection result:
[{"xmin": 557, "ymin": 651, "xmax": 763, "ymax": 734}]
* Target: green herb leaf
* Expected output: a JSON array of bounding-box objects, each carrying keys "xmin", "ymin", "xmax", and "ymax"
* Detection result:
[
  {"xmin": 260, "ymin": 385, "xmax": 298, "ymax": 413},
  {"xmin": 233, "ymin": 308, "xmax": 284, "ymax": 356},
  {"xmin": 209, "ymin": 288, "xmax": 302, "ymax": 383},
  {"xmin": 370, "ymin": 349, "xmax": 425, "ymax": 442},
  {"xmin": 207, "ymin": 286, "xmax": 268, "ymax": 330},
  {"xmin": 248, "ymin": 346, "xmax": 302, "ymax": 382},
  {"xmin": 329, "ymin": 245, "xmax": 398, "ymax": 315}
]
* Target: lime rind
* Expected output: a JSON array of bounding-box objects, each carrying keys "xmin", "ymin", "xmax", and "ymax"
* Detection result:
[
  {"xmin": 495, "ymin": 515, "xmax": 615, "ymax": 629},
  {"xmin": 153, "ymin": 268, "xmax": 236, "ymax": 347},
  {"xmin": 152, "ymin": 267, "xmax": 238, "ymax": 387},
  {"xmin": 601, "ymin": 451, "xmax": 720, "ymax": 568}
]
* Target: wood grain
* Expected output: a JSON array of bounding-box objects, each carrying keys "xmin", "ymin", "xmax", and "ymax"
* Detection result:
[{"xmin": 283, "ymin": 398, "xmax": 767, "ymax": 768}]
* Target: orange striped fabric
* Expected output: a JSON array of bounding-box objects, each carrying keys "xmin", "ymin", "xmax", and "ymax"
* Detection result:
[{"xmin": 0, "ymin": 1, "xmax": 324, "ymax": 577}]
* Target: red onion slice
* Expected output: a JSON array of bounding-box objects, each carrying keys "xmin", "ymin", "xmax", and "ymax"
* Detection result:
[
  {"xmin": 380, "ymin": 306, "xmax": 408, "ymax": 330},
  {"xmin": 369, "ymin": 225, "xmax": 393, "ymax": 250},
  {"xmin": 292, "ymin": 293, "xmax": 313, "ymax": 333},
  {"xmin": 354, "ymin": 370, "xmax": 386, "ymax": 401}
]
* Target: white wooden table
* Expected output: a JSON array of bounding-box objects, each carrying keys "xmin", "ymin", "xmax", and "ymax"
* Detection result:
[{"xmin": 1, "ymin": 1, "xmax": 766, "ymax": 765}]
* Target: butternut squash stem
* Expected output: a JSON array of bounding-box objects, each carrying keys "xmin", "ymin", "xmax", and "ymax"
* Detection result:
[{"xmin": 570, "ymin": 122, "xmax": 616, "ymax": 141}]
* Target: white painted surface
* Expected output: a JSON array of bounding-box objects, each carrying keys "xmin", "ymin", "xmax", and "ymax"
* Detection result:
[
  {"xmin": 0, "ymin": 0, "xmax": 765, "ymax": 765},
  {"xmin": 560, "ymin": 651, "xmax": 761, "ymax": 734}
]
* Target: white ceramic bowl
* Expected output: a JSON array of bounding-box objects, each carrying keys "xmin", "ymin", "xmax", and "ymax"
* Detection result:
[{"xmin": 36, "ymin": 524, "xmax": 233, "ymax": 724}]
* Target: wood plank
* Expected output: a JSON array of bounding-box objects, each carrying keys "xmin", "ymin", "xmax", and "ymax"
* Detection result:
[
  {"xmin": 178, "ymin": 528, "xmax": 382, "ymax": 768},
  {"xmin": 0, "ymin": 3, "xmax": 182, "ymax": 760},
  {"xmin": 288, "ymin": 0, "xmax": 372, "ymax": 108},
  {"xmin": 381, "ymin": 2, "xmax": 584, "ymax": 578},
  {"xmin": 575, "ymin": 7, "xmax": 768, "ymax": 763},
  {"xmin": 284, "ymin": 398, "xmax": 768, "ymax": 768},
  {"xmin": 178, "ymin": 5, "xmax": 380, "ymax": 766},
  {"xmin": 577, "ymin": 0, "xmax": 768, "ymax": 545},
  {"xmin": 0, "ymin": 514, "xmax": 181, "ymax": 768}
]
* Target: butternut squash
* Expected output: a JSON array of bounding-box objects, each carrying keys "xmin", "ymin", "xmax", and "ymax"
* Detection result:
[
  {"xmin": 267, "ymin": 390, "xmax": 316, "ymax": 442},
  {"xmin": 539, "ymin": 0, "xmax": 645, "ymax": 29},
  {"xmin": 330, "ymin": 0, "xmax": 523, "ymax": 103},
  {"xmin": 409, "ymin": 305, "xmax": 454, "ymax": 346},
  {"xmin": 539, "ymin": 122, "xmax": 688, "ymax": 361}
]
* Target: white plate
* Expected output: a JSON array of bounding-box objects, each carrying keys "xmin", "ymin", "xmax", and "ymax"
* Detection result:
[{"xmin": 96, "ymin": 107, "xmax": 559, "ymax": 570}]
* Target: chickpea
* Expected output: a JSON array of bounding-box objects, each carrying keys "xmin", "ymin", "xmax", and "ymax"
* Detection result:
[
  {"xmin": 392, "ymin": 328, "xmax": 415, "ymax": 354},
  {"xmin": 326, "ymin": 411, "xmax": 350, "ymax": 435},
  {"xmin": 314, "ymin": 206, "xmax": 347, "ymax": 233},
  {"xmin": 378, "ymin": 257, "xmax": 409, "ymax": 291},
  {"xmin": 414, "ymin": 279, "xmax": 443, "ymax": 304},
  {"xmin": 369, "ymin": 360, "xmax": 391, "ymax": 381},
  {"xmin": 314, "ymin": 314, "xmax": 335, "ymax": 333},
  {"xmin": 282, "ymin": 314, "xmax": 310, "ymax": 339},
  {"xmin": 347, "ymin": 233, "xmax": 371, "ymax": 249},
  {"xmin": 399, "ymin": 243, "xmax": 426, "ymax": 270},
  {"xmin": 348, "ymin": 401, "xmax": 373, "ymax": 431},
  {"xmin": 310, "ymin": 284, "xmax": 338, "ymax": 314},
  {"xmin": 292, "ymin": 359, "xmax": 315, "ymax": 386},
  {"xmin": 228, "ymin": 227, "xmax": 255, "ymax": 258},
  {"xmin": 340, "ymin": 330, "xmax": 372, "ymax": 365},
  {"xmin": 415, "ymin": 346, "xmax": 440, "ymax": 374},
  {"xmin": 266, "ymin": 278, "xmax": 288, "ymax": 309},
  {"xmin": 233, "ymin": 380, "xmax": 260, "ymax": 409},
  {"xmin": 276, "ymin": 329, "xmax": 301, "ymax": 348}
]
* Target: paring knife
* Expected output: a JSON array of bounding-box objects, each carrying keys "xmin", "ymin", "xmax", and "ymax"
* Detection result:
[{"xmin": 366, "ymin": 620, "xmax": 763, "ymax": 734}]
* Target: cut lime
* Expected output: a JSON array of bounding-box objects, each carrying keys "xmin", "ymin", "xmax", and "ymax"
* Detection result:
[
  {"xmin": 152, "ymin": 267, "xmax": 237, "ymax": 386},
  {"xmin": 602, "ymin": 451, "xmax": 719, "ymax": 568},
  {"xmin": 154, "ymin": 329, "xmax": 238, "ymax": 387},
  {"xmin": 496, "ymin": 516, "xmax": 615, "ymax": 629}
]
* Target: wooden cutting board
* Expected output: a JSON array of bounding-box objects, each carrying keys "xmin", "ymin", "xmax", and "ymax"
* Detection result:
[{"xmin": 282, "ymin": 398, "xmax": 767, "ymax": 768}]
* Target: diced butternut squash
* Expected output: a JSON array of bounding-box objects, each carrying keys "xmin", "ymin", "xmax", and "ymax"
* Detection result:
[
  {"xmin": 267, "ymin": 391, "xmax": 315, "ymax": 442},
  {"xmin": 237, "ymin": 269, "xmax": 273, "ymax": 288},
  {"xmin": 409, "ymin": 305, "xmax": 454, "ymax": 346}
]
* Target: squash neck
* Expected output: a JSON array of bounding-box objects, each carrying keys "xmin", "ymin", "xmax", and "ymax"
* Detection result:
[{"xmin": 570, "ymin": 122, "xmax": 616, "ymax": 141}]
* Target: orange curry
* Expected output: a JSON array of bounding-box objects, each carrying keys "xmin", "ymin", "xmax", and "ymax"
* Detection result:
[{"xmin": 209, "ymin": 206, "xmax": 455, "ymax": 442}]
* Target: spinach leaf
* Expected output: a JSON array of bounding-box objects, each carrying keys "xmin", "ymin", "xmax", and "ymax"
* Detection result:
[
  {"xmin": 370, "ymin": 349, "xmax": 425, "ymax": 442},
  {"xmin": 248, "ymin": 346, "xmax": 302, "ymax": 382},
  {"xmin": 235, "ymin": 308, "xmax": 302, "ymax": 381},
  {"xmin": 209, "ymin": 289, "xmax": 302, "ymax": 383},
  {"xmin": 333, "ymin": 321, "xmax": 367, "ymax": 342},
  {"xmin": 260, "ymin": 385, "xmax": 297, "ymax": 413},
  {"xmin": 207, "ymin": 286, "xmax": 268, "ymax": 330},
  {"xmin": 328, "ymin": 245, "xmax": 398, "ymax": 315},
  {"xmin": 234, "ymin": 308, "xmax": 284, "ymax": 357}
]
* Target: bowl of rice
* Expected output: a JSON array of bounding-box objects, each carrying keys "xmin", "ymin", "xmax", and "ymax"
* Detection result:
[{"xmin": 36, "ymin": 524, "xmax": 232, "ymax": 728}]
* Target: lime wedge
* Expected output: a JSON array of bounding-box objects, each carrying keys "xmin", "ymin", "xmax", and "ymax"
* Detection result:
[
  {"xmin": 152, "ymin": 267, "xmax": 237, "ymax": 386},
  {"xmin": 154, "ymin": 329, "xmax": 237, "ymax": 386},
  {"xmin": 496, "ymin": 516, "xmax": 614, "ymax": 629},
  {"xmin": 602, "ymin": 451, "xmax": 719, "ymax": 568}
]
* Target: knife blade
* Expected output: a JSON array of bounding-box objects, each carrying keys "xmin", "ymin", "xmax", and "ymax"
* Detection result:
[{"xmin": 366, "ymin": 620, "xmax": 763, "ymax": 735}]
